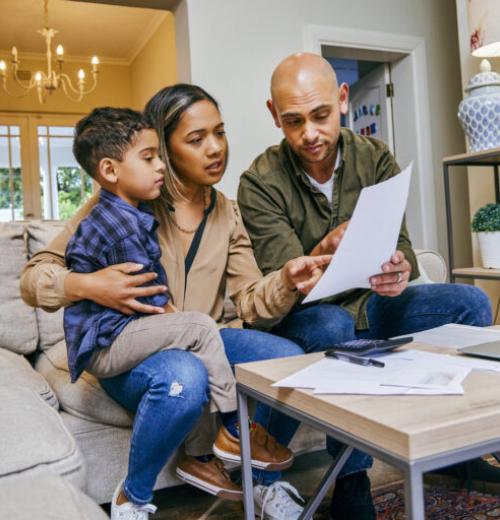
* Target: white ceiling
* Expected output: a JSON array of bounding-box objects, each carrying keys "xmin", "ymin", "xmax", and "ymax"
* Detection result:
[{"xmin": 0, "ymin": 0, "xmax": 171, "ymax": 64}]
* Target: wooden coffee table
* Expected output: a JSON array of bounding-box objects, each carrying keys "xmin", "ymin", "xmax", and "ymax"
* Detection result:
[{"xmin": 236, "ymin": 343, "xmax": 500, "ymax": 519}]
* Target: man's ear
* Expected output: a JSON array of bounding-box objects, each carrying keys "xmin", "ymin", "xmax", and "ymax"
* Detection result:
[
  {"xmin": 338, "ymin": 83, "xmax": 350, "ymax": 116},
  {"xmin": 266, "ymin": 99, "xmax": 282, "ymax": 129},
  {"xmin": 98, "ymin": 158, "xmax": 118, "ymax": 184}
]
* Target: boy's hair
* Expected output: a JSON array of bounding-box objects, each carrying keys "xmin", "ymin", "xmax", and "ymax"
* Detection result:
[{"xmin": 73, "ymin": 107, "xmax": 153, "ymax": 179}]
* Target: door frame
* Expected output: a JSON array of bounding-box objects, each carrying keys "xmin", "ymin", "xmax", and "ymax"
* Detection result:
[{"xmin": 303, "ymin": 25, "xmax": 436, "ymax": 251}]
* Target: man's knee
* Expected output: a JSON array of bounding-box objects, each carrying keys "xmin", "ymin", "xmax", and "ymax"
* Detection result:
[{"xmin": 455, "ymin": 285, "xmax": 492, "ymax": 326}]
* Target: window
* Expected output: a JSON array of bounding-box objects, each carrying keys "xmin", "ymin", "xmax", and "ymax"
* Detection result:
[{"xmin": 0, "ymin": 114, "xmax": 94, "ymax": 221}]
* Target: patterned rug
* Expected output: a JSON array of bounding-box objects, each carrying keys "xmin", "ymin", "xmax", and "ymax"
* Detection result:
[
  {"xmin": 373, "ymin": 484, "xmax": 500, "ymax": 520},
  {"xmin": 151, "ymin": 483, "xmax": 500, "ymax": 519}
]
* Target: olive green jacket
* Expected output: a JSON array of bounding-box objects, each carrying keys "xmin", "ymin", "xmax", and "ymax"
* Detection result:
[{"xmin": 237, "ymin": 128, "xmax": 419, "ymax": 330}]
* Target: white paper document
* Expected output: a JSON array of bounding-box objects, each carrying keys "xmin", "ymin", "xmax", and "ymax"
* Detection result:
[
  {"xmin": 272, "ymin": 350, "xmax": 472, "ymax": 395},
  {"xmin": 303, "ymin": 163, "xmax": 412, "ymax": 303},
  {"xmin": 399, "ymin": 324, "xmax": 500, "ymax": 349}
]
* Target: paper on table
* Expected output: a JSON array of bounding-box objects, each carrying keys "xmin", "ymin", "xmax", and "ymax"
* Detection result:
[
  {"xmin": 313, "ymin": 381, "xmax": 464, "ymax": 395},
  {"xmin": 398, "ymin": 324, "xmax": 500, "ymax": 349},
  {"xmin": 303, "ymin": 163, "xmax": 412, "ymax": 303},
  {"xmin": 272, "ymin": 353, "xmax": 471, "ymax": 395},
  {"xmin": 390, "ymin": 348, "xmax": 500, "ymax": 373}
]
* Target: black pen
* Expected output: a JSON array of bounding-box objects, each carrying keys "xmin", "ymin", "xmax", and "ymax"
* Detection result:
[{"xmin": 327, "ymin": 351, "xmax": 385, "ymax": 368}]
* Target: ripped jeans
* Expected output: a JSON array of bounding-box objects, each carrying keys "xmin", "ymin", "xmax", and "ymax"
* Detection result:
[{"xmin": 99, "ymin": 327, "xmax": 304, "ymax": 504}]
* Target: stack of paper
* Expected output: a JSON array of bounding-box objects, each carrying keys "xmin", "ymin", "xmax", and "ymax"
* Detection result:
[
  {"xmin": 272, "ymin": 350, "xmax": 500, "ymax": 395},
  {"xmin": 398, "ymin": 324, "xmax": 500, "ymax": 349}
]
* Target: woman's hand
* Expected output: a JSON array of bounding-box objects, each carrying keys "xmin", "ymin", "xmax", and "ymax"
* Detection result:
[
  {"xmin": 282, "ymin": 255, "xmax": 332, "ymax": 295},
  {"xmin": 65, "ymin": 262, "xmax": 168, "ymax": 315}
]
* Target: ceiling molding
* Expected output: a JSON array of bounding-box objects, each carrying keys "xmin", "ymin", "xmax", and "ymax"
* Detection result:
[
  {"xmin": 127, "ymin": 11, "xmax": 168, "ymax": 65},
  {"xmin": 0, "ymin": 50, "xmax": 129, "ymax": 66},
  {"xmin": 66, "ymin": 0, "xmax": 181, "ymax": 10}
]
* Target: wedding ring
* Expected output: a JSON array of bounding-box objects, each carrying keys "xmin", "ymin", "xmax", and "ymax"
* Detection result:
[{"xmin": 396, "ymin": 272, "xmax": 403, "ymax": 284}]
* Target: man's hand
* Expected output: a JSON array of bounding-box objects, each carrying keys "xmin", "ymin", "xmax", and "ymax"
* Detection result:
[
  {"xmin": 311, "ymin": 220, "xmax": 349, "ymax": 256},
  {"xmin": 369, "ymin": 250, "xmax": 411, "ymax": 297},
  {"xmin": 65, "ymin": 262, "xmax": 168, "ymax": 315},
  {"xmin": 282, "ymin": 255, "xmax": 332, "ymax": 294}
]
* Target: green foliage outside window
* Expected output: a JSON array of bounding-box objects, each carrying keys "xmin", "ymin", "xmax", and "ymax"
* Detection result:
[
  {"xmin": 0, "ymin": 167, "xmax": 23, "ymax": 217},
  {"xmin": 56, "ymin": 166, "xmax": 92, "ymax": 220}
]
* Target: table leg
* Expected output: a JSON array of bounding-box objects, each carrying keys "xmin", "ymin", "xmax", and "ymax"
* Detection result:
[
  {"xmin": 238, "ymin": 390, "xmax": 255, "ymax": 520},
  {"xmin": 299, "ymin": 445, "xmax": 353, "ymax": 520},
  {"xmin": 404, "ymin": 466, "xmax": 425, "ymax": 520}
]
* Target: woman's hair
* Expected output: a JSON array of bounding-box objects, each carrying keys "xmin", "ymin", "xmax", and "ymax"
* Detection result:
[{"xmin": 144, "ymin": 83, "xmax": 220, "ymax": 204}]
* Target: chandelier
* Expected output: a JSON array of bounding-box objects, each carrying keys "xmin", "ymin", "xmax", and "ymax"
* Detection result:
[{"xmin": 0, "ymin": 0, "xmax": 99, "ymax": 104}]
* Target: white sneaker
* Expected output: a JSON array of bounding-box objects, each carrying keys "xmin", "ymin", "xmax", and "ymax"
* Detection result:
[
  {"xmin": 111, "ymin": 478, "xmax": 157, "ymax": 520},
  {"xmin": 253, "ymin": 481, "xmax": 305, "ymax": 520}
]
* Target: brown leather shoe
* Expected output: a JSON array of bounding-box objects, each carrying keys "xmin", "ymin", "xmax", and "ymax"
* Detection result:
[
  {"xmin": 176, "ymin": 455, "xmax": 243, "ymax": 501},
  {"xmin": 213, "ymin": 423, "xmax": 294, "ymax": 471}
]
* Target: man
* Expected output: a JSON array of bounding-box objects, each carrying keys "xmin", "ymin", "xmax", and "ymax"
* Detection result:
[{"xmin": 238, "ymin": 53, "xmax": 494, "ymax": 519}]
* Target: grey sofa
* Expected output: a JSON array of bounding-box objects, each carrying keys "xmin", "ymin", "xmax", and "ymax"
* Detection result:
[
  {"xmin": 1, "ymin": 219, "xmax": 331, "ymax": 505},
  {"xmin": 0, "ymin": 219, "xmax": 446, "ymax": 506}
]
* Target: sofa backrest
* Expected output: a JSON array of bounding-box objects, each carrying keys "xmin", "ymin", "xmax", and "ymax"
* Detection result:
[
  {"xmin": 0, "ymin": 222, "xmax": 39, "ymax": 355},
  {"xmin": 0, "ymin": 220, "xmax": 66, "ymax": 355}
]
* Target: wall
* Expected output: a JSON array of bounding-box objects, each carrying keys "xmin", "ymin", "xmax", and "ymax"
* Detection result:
[
  {"xmin": 130, "ymin": 13, "xmax": 177, "ymax": 110},
  {"xmin": 456, "ymin": 0, "xmax": 500, "ymax": 321},
  {"xmin": 182, "ymin": 0, "xmax": 466, "ymax": 257},
  {"xmin": 0, "ymin": 57, "xmax": 132, "ymax": 114}
]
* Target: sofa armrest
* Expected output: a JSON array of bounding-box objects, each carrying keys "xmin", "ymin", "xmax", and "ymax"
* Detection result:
[{"xmin": 413, "ymin": 249, "xmax": 448, "ymax": 284}]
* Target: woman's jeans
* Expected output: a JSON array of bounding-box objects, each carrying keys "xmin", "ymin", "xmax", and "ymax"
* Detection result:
[
  {"xmin": 100, "ymin": 327, "xmax": 304, "ymax": 504},
  {"xmin": 272, "ymin": 283, "xmax": 492, "ymax": 478}
]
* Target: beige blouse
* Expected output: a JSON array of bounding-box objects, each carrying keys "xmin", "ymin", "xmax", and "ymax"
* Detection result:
[{"xmin": 20, "ymin": 190, "xmax": 299, "ymax": 328}]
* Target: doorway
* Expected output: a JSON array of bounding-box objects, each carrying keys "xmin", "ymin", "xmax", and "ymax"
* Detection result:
[{"xmin": 327, "ymin": 57, "xmax": 394, "ymax": 153}]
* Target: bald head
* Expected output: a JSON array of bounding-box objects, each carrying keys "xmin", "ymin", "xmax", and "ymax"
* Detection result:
[{"xmin": 270, "ymin": 53, "xmax": 338, "ymax": 106}]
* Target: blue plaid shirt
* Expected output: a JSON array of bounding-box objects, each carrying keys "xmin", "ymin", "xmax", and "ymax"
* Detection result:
[{"xmin": 64, "ymin": 189, "xmax": 169, "ymax": 382}]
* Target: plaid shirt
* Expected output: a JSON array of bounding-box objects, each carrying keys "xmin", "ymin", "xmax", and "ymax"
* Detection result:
[{"xmin": 64, "ymin": 189, "xmax": 168, "ymax": 382}]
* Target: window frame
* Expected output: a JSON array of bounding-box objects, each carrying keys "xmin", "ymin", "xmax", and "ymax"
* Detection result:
[{"xmin": 0, "ymin": 112, "xmax": 93, "ymax": 220}]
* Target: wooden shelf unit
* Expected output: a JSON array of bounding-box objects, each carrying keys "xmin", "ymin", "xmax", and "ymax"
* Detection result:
[{"xmin": 443, "ymin": 147, "xmax": 500, "ymax": 282}]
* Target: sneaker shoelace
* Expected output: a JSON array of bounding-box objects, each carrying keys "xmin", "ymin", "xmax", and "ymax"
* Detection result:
[{"xmin": 259, "ymin": 481, "xmax": 305, "ymax": 520}]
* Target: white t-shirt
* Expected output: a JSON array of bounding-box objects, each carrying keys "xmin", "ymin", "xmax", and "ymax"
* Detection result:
[{"xmin": 304, "ymin": 148, "xmax": 342, "ymax": 206}]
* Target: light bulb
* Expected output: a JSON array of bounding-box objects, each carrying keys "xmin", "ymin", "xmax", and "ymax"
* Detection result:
[
  {"xmin": 0, "ymin": 60, "xmax": 6, "ymax": 72},
  {"xmin": 56, "ymin": 45, "xmax": 64, "ymax": 57},
  {"xmin": 34, "ymin": 71, "xmax": 43, "ymax": 84},
  {"xmin": 91, "ymin": 56, "xmax": 99, "ymax": 66},
  {"xmin": 11, "ymin": 46, "xmax": 17, "ymax": 59},
  {"xmin": 78, "ymin": 69, "xmax": 85, "ymax": 81}
]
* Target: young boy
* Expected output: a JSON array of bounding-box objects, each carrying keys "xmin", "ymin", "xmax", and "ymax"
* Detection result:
[{"xmin": 63, "ymin": 108, "xmax": 294, "ymax": 507}]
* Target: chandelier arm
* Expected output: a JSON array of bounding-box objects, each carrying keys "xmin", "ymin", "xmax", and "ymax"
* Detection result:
[
  {"xmin": 59, "ymin": 76, "xmax": 84, "ymax": 102},
  {"xmin": 58, "ymin": 73, "xmax": 84, "ymax": 96},
  {"xmin": 1, "ymin": 77, "xmax": 33, "ymax": 98},
  {"xmin": 12, "ymin": 70, "xmax": 39, "ymax": 91},
  {"xmin": 80, "ymin": 74, "xmax": 99, "ymax": 95}
]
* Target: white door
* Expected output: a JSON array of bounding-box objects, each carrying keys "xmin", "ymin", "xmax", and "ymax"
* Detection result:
[{"xmin": 347, "ymin": 63, "xmax": 395, "ymax": 153}]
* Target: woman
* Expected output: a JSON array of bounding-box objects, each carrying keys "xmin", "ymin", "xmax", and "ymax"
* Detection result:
[{"xmin": 21, "ymin": 84, "xmax": 329, "ymax": 520}]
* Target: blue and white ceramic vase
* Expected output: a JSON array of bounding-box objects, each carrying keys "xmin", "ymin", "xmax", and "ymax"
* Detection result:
[{"xmin": 458, "ymin": 59, "xmax": 500, "ymax": 152}]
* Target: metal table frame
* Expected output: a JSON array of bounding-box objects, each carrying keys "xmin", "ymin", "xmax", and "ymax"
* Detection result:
[{"xmin": 237, "ymin": 383, "xmax": 500, "ymax": 520}]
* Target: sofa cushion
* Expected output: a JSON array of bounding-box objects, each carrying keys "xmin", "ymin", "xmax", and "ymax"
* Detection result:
[
  {"xmin": 0, "ymin": 386, "xmax": 85, "ymax": 489},
  {"xmin": 0, "ymin": 222, "xmax": 39, "ymax": 355},
  {"xmin": 0, "ymin": 348, "xmax": 58, "ymax": 409},
  {"xmin": 0, "ymin": 474, "xmax": 108, "ymax": 520},
  {"xmin": 35, "ymin": 340, "xmax": 133, "ymax": 428},
  {"xmin": 27, "ymin": 220, "xmax": 67, "ymax": 351}
]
